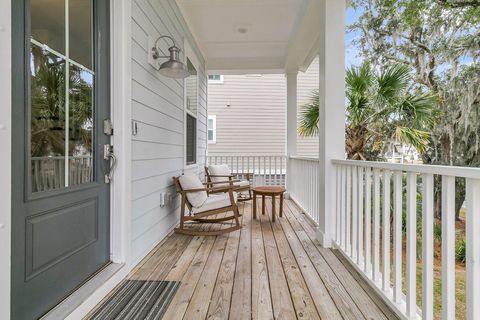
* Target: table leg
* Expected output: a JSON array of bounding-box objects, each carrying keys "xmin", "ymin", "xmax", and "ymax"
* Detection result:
[
  {"xmin": 253, "ymin": 193, "xmax": 257, "ymax": 219},
  {"xmin": 280, "ymin": 193, "xmax": 284, "ymax": 218},
  {"xmin": 272, "ymin": 194, "xmax": 276, "ymax": 222},
  {"xmin": 262, "ymin": 195, "xmax": 266, "ymax": 215}
]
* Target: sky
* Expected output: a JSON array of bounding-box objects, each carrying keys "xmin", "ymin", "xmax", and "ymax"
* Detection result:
[{"xmin": 345, "ymin": 6, "xmax": 365, "ymax": 68}]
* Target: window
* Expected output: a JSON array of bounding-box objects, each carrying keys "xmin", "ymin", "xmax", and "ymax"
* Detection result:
[
  {"xmin": 185, "ymin": 58, "xmax": 197, "ymax": 165},
  {"xmin": 208, "ymin": 74, "xmax": 224, "ymax": 84},
  {"xmin": 186, "ymin": 114, "xmax": 196, "ymax": 165},
  {"xmin": 207, "ymin": 115, "xmax": 216, "ymax": 144}
]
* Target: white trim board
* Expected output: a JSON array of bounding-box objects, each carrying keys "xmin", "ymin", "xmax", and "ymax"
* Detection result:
[{"xmin": 0, "ymin": 0, "xmax": 12, "ymax": 318}]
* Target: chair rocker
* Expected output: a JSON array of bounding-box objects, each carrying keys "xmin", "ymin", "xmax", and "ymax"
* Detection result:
[
  {"xmin": 173, "ymin": 174, "xmax": 242, "ymax": 236},
  {"xmin": 205, "ymin": 164, "xmax": 253, "ymax": 201}
]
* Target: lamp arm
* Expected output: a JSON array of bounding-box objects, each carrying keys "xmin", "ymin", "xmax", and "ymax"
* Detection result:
[
  {"xmin": 152, "ymin": 35, "xmax": 182, "ymax": 60},
  {"xmin": 154, "ymin": 35, "xmax": 176, "ymax": 49}
]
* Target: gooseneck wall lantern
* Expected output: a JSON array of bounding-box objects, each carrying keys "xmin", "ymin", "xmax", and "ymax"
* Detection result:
[{"xmin": 151, "ymin": 35, "xmax": 190, "ymax": 79}]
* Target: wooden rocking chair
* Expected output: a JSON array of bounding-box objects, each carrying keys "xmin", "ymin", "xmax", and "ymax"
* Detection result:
[
  {"xmin": 205, "ymin": 164, "xmax": 253, "ymax": 201},
  {"xmin": 173, "ymin": 174, "xmax": 242, "ymax": 236}
]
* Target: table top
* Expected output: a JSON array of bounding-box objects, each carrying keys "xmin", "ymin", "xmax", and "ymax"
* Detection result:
[{"xmin": 253, "ymin": 186, "xmax": 286, "ymax": 195}]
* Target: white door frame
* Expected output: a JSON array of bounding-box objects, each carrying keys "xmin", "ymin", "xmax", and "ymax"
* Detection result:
[
  {"xmin": 0, "ymin": 0, "xmax": 134, "ymax": 318},
  {"xmin": 64, "ymin": 0, "xmax": 133, "ymax": 317},
  {"xmin": 0, "ymin": 0, "xmax": 12, "ymax": 318}
]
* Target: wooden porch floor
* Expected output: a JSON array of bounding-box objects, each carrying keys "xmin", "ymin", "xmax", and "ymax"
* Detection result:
[{"xmin": 90, "ymin": 199, "xmax": 398, "ymax": 320}]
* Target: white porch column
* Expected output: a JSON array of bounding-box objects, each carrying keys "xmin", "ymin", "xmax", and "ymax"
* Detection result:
[
  {"xmin": 317, "ymin": 0, "xmax": 346, "ymax": 247},
  {"xmin": 286, "ymin": 71, "xmax": 298, "ymax": 157},
  {"xmin": 286, "ymin": 71, "xmax": 298, "ymax": 194}
]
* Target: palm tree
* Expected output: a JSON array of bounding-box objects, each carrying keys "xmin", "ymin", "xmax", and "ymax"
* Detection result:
[{"xmin": 298, "ymin": 62, "xmax": 438, "ymax": 161}]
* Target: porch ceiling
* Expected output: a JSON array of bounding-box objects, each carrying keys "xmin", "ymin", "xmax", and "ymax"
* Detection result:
[{"xmin": 176, "ymin": 0, "xmax": 321, "ymax": 74}]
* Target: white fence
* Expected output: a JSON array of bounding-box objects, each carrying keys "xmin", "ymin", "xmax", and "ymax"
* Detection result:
[
  {"xmin": 206, "ymin": 155, "xmax": 286, "ymax": 186},
  {"xmin": 332, "ymin": 159, "xmax": 480, "ymax": 320}
]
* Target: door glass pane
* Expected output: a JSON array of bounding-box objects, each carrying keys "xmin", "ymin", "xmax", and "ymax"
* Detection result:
[
  {"xmin": 30, "ymin": 0, "xmax": 96, "ymax": 193},
  {"xmin": 31, "ymin": 0, "xmax": 65, "ymax": 55},
  {"xmin": 30, "ymin": 44, "xmax": 66, "ymax": 192},
  {"xmin": 69, "ymin": 0, "xmax": 93, "ymax": 69},
  {"xmin": 69, "ymin": 65, "xmax": 94, "ymax": 186}
]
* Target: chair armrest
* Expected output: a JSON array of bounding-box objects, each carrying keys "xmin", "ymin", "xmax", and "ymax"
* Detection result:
[
  {"xmin": 207, "ymin": 174, "xmax": 235, "ymax": 178},
  {"xmin": 203, "ymin": 180, "xmax": 240, "ymax": 186},
  {"xmin": 181, "ymin": 185, "xmax": 240, "ymax": 193}
]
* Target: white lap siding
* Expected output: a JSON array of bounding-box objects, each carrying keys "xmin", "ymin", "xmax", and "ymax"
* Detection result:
[{"xmin": 130, "ymin": 0, "xmax": 206, "ymax": 265}]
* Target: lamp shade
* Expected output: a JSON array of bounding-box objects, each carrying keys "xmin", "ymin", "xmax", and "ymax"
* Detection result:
[
  {"xmin": 159, "ymin": 60, "xmax": 190, "ymax": 79},
  {"xmin": 158, "ymin": 45, "xmax": 190, "ymax": 79}
]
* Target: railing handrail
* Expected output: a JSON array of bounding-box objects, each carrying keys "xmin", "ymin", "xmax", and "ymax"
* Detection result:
[
  {"xmin": 332, "ymin": 159, "xmax": 480, "ymax": 179},
  {"xmin": 289, "ymin": 156, "xmax": 320, "ymax": 162},
  {"xmin": 207, "ymin": 154, "xmax": 286, "ymax": 157}
]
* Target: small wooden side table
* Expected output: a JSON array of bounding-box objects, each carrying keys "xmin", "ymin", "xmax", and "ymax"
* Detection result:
[{"xmin": 252, "ymin": 186, "xmax": 286, "ymax": 222}]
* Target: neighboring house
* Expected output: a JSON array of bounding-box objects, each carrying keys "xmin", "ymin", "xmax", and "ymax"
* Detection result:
[{"xmin": 207, "ymin": 58, "xmax": 320, "ymax": 158}]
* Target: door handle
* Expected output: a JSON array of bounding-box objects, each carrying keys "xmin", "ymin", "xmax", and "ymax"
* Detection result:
[{"xmin": 103, "ymin": 144, "xmax": 117, "ymax": 183}]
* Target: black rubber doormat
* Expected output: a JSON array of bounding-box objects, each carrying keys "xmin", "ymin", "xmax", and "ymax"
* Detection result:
[{"xmin": 88, "ymin": 280, "xmax": 180, "ymax": 320}]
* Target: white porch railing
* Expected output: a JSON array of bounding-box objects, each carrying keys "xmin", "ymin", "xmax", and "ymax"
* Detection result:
[
  {"xmin": 206, "ymin": 155, "xmax": 286, "ymax": 186},
  {"xmin": 288, "ymin": 156, "xmax": 320, "ymax": 224},
  {"xmin": 31, "ymin": 156, "xmax": 93, "ymax": 192},
  {"xmin": 332, "ymin": 159, "xmax": 480, "ymax": 320}
]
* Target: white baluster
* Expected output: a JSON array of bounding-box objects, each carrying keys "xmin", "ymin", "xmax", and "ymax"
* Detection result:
[
  {"xmin": 466, "ymin": 178, "xmax": 480, "ymax": 320},
  {"xmin": 393, "ymin": 171, "xmax": 403, "ymax": 304},
  {"xmin": 422, "ymin": 173, "xmax": 434, "ymax": 320},
  {"xmin": 341, "ymin": 165, "xmax": 347, "ymax": 249},
  {"xmin": 442, "ymin": 175, "xmax": 455, "ymax": 320},
  {"xmin": 346, "ymin": 166, "xmax": 352, "ymax": 255},
  {"xmin": 352, "ymin": 166, "xmax": 358, "ymax": 259},
  {"xmin": 357, "ymin": 167, "xmax": 364, "ymax": 265},
  {"xmin": 373, "ymin": 169, "xmax": 381, "ymax": 282},
  {"xmin": 365, "ymin": 167, "xmax": 372, "ymax": 275},
  {"xmin": 406, "ymin": 172, "xmax": 417, "ymax": 318},
  {"xmin": 382, "ymin": 170, "xmax": 391, "ymax": 292}
]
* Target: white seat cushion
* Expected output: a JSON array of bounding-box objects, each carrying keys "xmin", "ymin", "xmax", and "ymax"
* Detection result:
[
  {"xmin": 178, "ymin": 174, "xmax": 208, "ymax": 208},
  {"xmin": 195, "ymin": 193, "xmax": 237, "ymax": 214},
  {"xmin": 208, "ymin": 164, "xmax": 231, "ymax": 183},
  {"xmin": 234, "ymin": 180, "xmax": 250, "ymax": 188}
]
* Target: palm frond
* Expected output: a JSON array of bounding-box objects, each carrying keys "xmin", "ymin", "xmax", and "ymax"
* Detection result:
[
  {"xmin": 395, "ymin": 127, "xmax": 431, "ymax": 153},
  {"xmin": 298, "ymin": 90, "xmax": 319, "ymax": 137},
  {"xmin": 375, "ymin": 64, "xmax": 411, "ymax": 107}
]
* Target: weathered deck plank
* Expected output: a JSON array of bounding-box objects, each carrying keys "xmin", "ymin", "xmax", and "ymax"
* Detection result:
[
  {"xmin": 229, "ymin": 202, "xmax": 253, "ymax": 320},
  {"xmin": 86, "ymin": 199, "xmax": 397, "ymax": 320},
  {"xmin": 259, "ymin": 201, "xmax": 297, "ymax": 319}
]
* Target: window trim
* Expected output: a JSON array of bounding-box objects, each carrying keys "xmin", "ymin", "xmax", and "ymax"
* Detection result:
[
  {"xmin": 207, "ymin": 115, "xmax": 216, "ymax": 144},
  {"xmin": 184, "ymin": 41, "xmax": 199, "ymax": 168},
  {"xmin": 208, "ymin": 74, "xmax": 224, "ymax": 84}
]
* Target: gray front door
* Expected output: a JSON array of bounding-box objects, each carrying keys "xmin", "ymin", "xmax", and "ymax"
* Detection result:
[{"xmin": 11, "ymin": 1, "xmax": 111, "ymax": 319}]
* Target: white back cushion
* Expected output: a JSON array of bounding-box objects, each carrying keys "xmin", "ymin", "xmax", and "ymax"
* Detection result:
[
  {"xmin": 178, "ymin": 174, "xmax": 208, "ymax": 208},
  {"xmin": 208, "ymin": 164, "xmax": 231, "ymax": 183}
]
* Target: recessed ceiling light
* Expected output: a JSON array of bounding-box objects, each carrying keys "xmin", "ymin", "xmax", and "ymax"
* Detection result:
[{"xmin": 237, "ymin": 27, "xmax": 248, "ymax": 34}]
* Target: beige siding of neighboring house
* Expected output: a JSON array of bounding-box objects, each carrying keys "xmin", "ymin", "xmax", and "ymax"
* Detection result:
[
  {"xmin": 207, "ymin": 58, "xmax": 320, "ymax": 158},
  {"xmin": 297, "ymin": 58, "xmax": 320, "ymax": 158},
  {"xmin": 207, "ymin": 74, "xmax": 286, "ymax": 155},
  {"xmin": 131, "ymin": 0, "xmax": 207, "ymax": 265}
]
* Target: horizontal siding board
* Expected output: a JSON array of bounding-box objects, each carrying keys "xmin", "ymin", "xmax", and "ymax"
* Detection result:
[
  {"xmin": 207, "ymin": 59, "xmax": 320, "ymax": 157},
  {"xmin": 132, "ymin": 140, "xmax": 183, "ymax": 161},
  {"xmin": 131, "ymin": 0, "xmax": 207, "ymax": 261},
  {"xmin": 132, "ymin": 170, "xmax": 180, "ymax": 201}
]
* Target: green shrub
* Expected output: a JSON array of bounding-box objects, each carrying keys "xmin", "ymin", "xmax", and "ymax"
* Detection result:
[
  {"xmin": 433, "ymin": 223, "xmax": 442, "ymax": 245},
  {"xmin": 456, "ymin": 238, "xmax": 466, "ymax": 264}
]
